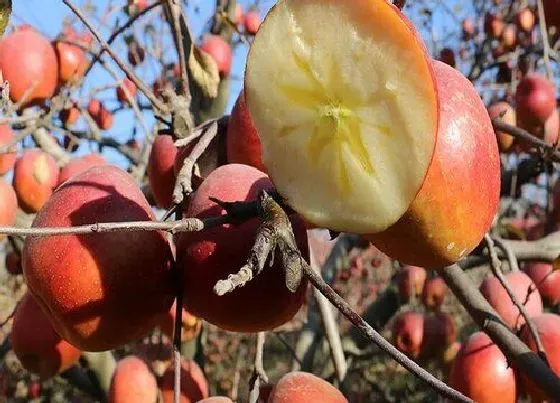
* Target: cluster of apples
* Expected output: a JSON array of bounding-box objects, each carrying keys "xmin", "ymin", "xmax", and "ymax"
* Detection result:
[{"xmin": 488, "ymin": 73, "xmax": 558, "ymax": 152}]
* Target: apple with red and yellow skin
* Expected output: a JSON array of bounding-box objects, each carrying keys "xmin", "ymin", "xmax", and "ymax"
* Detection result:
[
  {"xmin": 175, "ymin": 164, "xmax": 309, "ymax": 332},
  {"xmin": 0, "ymin": 26, "xmax": 58, "ymax": 105},
  {"xmin": 11, "ymin": 293, "xmax": 81, "ymax": 380},
  {"xmin": 57, "ymin": 154, "xmax": 107, "ymax": 186},
  {"xmin": 519, "ymin": 314, "xmax": 560, "ymax": 402},
  {"xmin": 5, "ymin": 250, "xmax": 22, "ymax": 275},
  {"xmin": 421, "ymin": 277, "xmax": 447, "ymax": 311},
  {"xmin": 397, "ymin": 265, "xmax": 426, "ymax": 303},
  {"xmin": 199, "ymin": 35, "xmax": 232, "ymax": 77},
  {"xmin": 226, "ymin": 91, "xmax": 267, "ymax": 173},
  {"xmin": 160, "ymin": 360, "xmax": 209, "ymax": 403},
  {"xmin": 516, "ymin": 74, "xmax": 557, "ymax": 128},
  {"xmin": 96, "ymin": 106, "xmax": 114, "ymax": 130},
  {"xmin": 108, "ymin": 356, "xmax": 158, "ymax": 403},
  {"xmin": 147, "ymin": 134, "xmax": 178, "ymax": 209},
  {"xmin": 439, "ymin": 48, "xmax": 456, "ymax": 68},
  {"xmin": 267, "ymin": 372, "xmax": 347, "ymax": 403},
  {"xmin": 487, "ymin": 102, "xmax": 516, "ymax": 152},
  {"xmin": 485, "ymin": 13, "xmax": 504, "ymax": 38},
  {"xmin": 393, "ymin": 312, "xmax": 424, "ymax": 359},
  {"xmin": 0, "ymin": 179, "xmax": 17, "ymax": 240},
  {"xmin": 0, "ymin": 125, "xmax": 16, "ymax": 174},
  {"xmin": 60, "ymin": 105, "xmax": 80, "ymax": 128},
  {"xmin": 516, "ymin": 8, "xmax": 535, "ymax": 33},
  {"xmin": 13, "ymin": 149, "xmax": 59, "ymax": 213},
  {"xmin": 116, "ymin": 78, "xmax": 137, "ymax": 104},
  {"xmin": 479, "ymin": 271, "xmax": 542, "ymax": 330},
  {"xmin": 87, "ymin": 99, "xmax": 101, "ymax": 117},
  {"xmin": 23, "ymin": 165, "xmax": 174, "ymax": 351},
  {"xmin": 449, "ymin": 331, "xmax": 517, "ymax": 403},
  {"xmin": 517, "ymin": 106, "xmax": 559, "ymax": 150},
  {"xmin": 367, "ymin": 61, "xmax": 500, "ymax": 267},
  {"xmin": 524, "ymin": 262, "xmax": 560, "ymax": 306},
  {"xmin": 244, "ymin": 11, "xmax": 261, "ymax": 35},
  {"xmin": 54, "ymin": 29, "xmax": 88, "ymax": 85}
]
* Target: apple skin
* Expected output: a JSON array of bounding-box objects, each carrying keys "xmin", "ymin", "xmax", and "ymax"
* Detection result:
[
  {"xmin": 175, "ymin": 164, "xmax": 309, "ymax": 333},
  {"xmin": 423, "ymin": 312, "xmax": 457, "ymax": 358},
  {"xmin": 22, "ymin": 165, "xmax": 174, "ymax": 351},
  {"xmin": 519, "ymin": 313, "xmax": 560, "ymax": 402},
  {"xmin": 0, "ymin": 26, "xmax": 58, "ymax": 105},
  {"xmin": 108, "ymin": 356, "xmax": 158, "ymax": 403},
  {"xmin": 449, "ymin": 331, "xmax": 517, "ymax": 403},
  {"xmin": 516, "ymin": 8, "xmax": 535, "ymax": 33},
  {"xmin": 96, "ymin": 106, "xmax": 114, "ymax": 130},
  {"xmin": 393, "ymin": 312, "xmax": 424, "ymax": 359},
  {"xmin": 199, "ymin": 35, "xmax": 232, "ymax": 77},
  {"xmin": 421, "ymin": 277, "xmax": 447, "ymax": 311},
  {"xmin": 244, "ymin": 11, "xmax": 261, "ymax": 35},
  {"xmin": 11, "ymin": 293, "xmax": 81, "ymax": 380},
  {"xmin": 226, "ymin": 91, "xmax": 267, "ymax": 173},
  {"xmin": 13, "ymin": 149, "xmax": 59, "ymax": 213},
  {"xmin": 160, "ymin": 360, "xmax": 209, "ymax": 403},
  {"xmin": 147, "ymin": 134, "xmax": 178, "ymax": 209},
  {"xmin": 487, "ymin": 102, "xmax": 516, "ymax": 152},
  {"xmin": 57, "ymin": 154, "xmax": 107, "ymax": 186},
  {"xmin": 462, "ymin": 18, "xmax": 475, "ymax": 39},
  {"xmin": 0, "ymin": 125, "xmax": 16, "ymax": 174},
  {"xmin": 479, "ymin": 271, "xmax": 543, "ymax": 330},
  {"xmin": 54, "ymin": 35, "xmax": 88, "ymax": 85},
  {"xmin": 116, "ymin": 78, "xmax": 138, "ymax": 104},
  {"xmin": 87, "ymin": 99, "xmax": 101, "ymax": 117},
  {"xmin": 484, "ymin": 13, "xmax": 504, "ymax": 38},
  {"xmin": 0, "ymin": 178, "xmax": 17, "ymax": 240},
  {"xmin": 5, "ymin": 250, "xmax": 22, "ymax": 275},
  {"xmin": 267, "ymin": 372, "xmax": 347, "ymax": 403},
  {"xmin": 397, "ymin": 265, "xmax": 426, "ymax": 303},
  {"xmin": 544, "ymin": 0, "xmax": 560, "ymax": 29},
  {"xmin": 501, "ymin": 24, "xmax": 517, "ymax": 50},
  {"xmin": 366, "ymin": 61, "xmax": 500, "ymax": 268},
  {"xmin": 515, "ymin": 74, "xmax": 557, "ymax": 128},
  {"xmin": 59, "ymin": 105, "xmax": 81, "ymax": 128},
  {"xmin": 524, "ymin": 262, "xmax": 560, "ymax": 306}
]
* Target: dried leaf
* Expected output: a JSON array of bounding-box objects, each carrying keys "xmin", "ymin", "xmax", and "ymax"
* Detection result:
[
  {"xmin": 189, "ymin": 46, "xmax": 220, "ymax": 99},
  {"xmin": 0, "ymin": 0, "xmax": 11, "ymax": 38}
]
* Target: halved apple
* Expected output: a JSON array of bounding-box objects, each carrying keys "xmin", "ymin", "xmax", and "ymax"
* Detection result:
[{"xmin": 245, "ymin": 0, "xmax": 438, "ymax": 233}]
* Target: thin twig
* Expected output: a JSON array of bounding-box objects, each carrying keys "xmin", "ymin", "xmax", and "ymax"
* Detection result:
[
  {"xmin": 165, "ymin": 0, "xmax": 190, "ymax": 99},
  {"xmin": 491, "ymin": 237, "xmax": 520, "ymax": 272},
  {"xmin": 248, "ymin": 332, "xmax": 268, "ymax": 403},
  {"xmin": 172, "ymin": 204, "xmax": 185, "ymax": 403},
  {"xmin": 536, "ymin": 0, "xmax": 553, "ymax": 79},
  {"xmin": 492, "ymin": 119, "xmax": 560, "ymax": 161},
  {"xmin": 61, "ymin": 0, "xmax": 168, "ymax": 113}
]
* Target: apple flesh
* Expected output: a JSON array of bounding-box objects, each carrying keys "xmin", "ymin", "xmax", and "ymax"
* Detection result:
[
  {"xmin": 524, "ymin": 262, "xmax": 560, "ymax": 306},
  {"xmin": 367, "ymin": 61, "xmax": 500, "ymax": 267},
  {"xmin": 226, "ymin": 90, "xmax": 266, "ymax": 173},
  {"xmin": 160, "ymin": 360, "xmax": 209, "ymax": 403},
  {"xmin": 518, "ymin": 314, "xmax": 560, "ymax": 402},
  {"xmin": 0, "ymin": 125, "xmax": 16, "ymax": 174},
  {"xmin": 13, "ymin": 149, "xmax": 59, "ymax": 213},
  {"xmin": 267, "ymin": 371, "xmax": 347, "ymax": 403},
  {"xmin": 175, "ymin": 164, "xmax": 309, "ymax": 332},
  {"xmin": 449, "ymin": 331, "xmax": 517, "ymax": 402},
  {"xmin": 57, "ymin": 153, "xmax": 107, "ymax": 186},
  {"xmin": 11, "ymin": 293, "xmax": 81, "ymax": 379},
  {"xmin": 147, "ymin": 134, "xmax": 178, "ymax": 209},
  {"xmin": 479, "ymin": 271, "xmax": 542, "ymax": 330},
  {"xmin": 0, "ymin": 178, "xmax": 17, "ymax": 241},
  {"xmin": 487, "ymin": 102, "xmax": 516, "ymax": 152},
  {"xmin": 108, "ymin": 356, "xmax": 158, "ymax": 403},
  {"xmin": 245, "ymin": 0, "xmax": 439, "ymax": 235},
  {"xmin": 23, "ymin": 165, "xmax": 174, "ymax": 351}
]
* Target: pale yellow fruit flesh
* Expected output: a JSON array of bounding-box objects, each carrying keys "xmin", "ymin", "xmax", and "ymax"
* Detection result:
[{"xmin": 245, "ymin": 0, "xmax": 438, "ymax": 233}]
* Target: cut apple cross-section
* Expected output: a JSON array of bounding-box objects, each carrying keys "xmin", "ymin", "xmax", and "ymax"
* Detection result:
[{"xmin": 245, "ymin": 0, "xmax": 439, "ymax": 233}]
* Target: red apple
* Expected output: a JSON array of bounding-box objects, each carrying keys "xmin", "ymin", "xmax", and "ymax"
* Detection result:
[
  {"xmin": 515, "ymin": 74, "xmax": 557, "ymax": 128},
  {"xmin": 125, "ymin": 0, "xmax": 148, "ymax": 15},
  {"xmin": 11, "ymin": 293, "xmax": 81, "ymax": 379},
  {"xmin": 116, "ymin": 78, "xmax": 137, "ymax": 104},
  {"xmin": 519, "ymin": 313, "xmax": 560, "ymax": 401},
  {"xmin": 423, "ymin": 312, "xmax": 457, "ymax": 357},
  {"xmin": 267, "ymin": 372, "xmax": 347, "ymax": 403},
  {"xmin": 393, "ymin": 312, "xmax": 424, "ymax": 359},
  {"xmin": 27, "ymin": 381, "xmax": 41, "ymax": 399},
  {"xmin": 12, "ymin": 149, "xmax": 59, "ymax": 213},
  {"xmin": 147, "ymin": 134, "xmax": 178, "ymax": 209},
  {"xmin": 544, "ymin": 0, "xmax": 560, "ymax": 30},
  {"xmin": 397, "ymin": 265, "xmax": 427, "ymax": 303},
  {"xmin": 96, "ymin": 105, "xmax": 114, "ymax": 130},
  {"xmin": 87, "ymin": 99, "xmax": 101, "ymax": 117},
  {"xmin": 0, "ymin": 125, "xmax": 16, "ymax": 174},
  {"xmin": 127, "ymin": 41, "xmax": 145, "ymax": 66},
  {"xmin": 59, "ymin": 105, "xmax": 81, "ymax": 128},
  {"xmin": 501, "ymin": 24, "xmax": 517, "ymax": 50},
  {"xmin": 421, "ymin": 277, "xmax": 447, "ymax": 311},
  {"xmin": 0, "ymin": 26, "xmax": 58, "ymax": 105},
  {"xmin": 449, "ymin": 331, "xmax": 517, "ymax": 402},
  {"xmin": 199, "ymin": 35, "xmax": 232, "ymax": 77},
  {"xmin": 487, "ymin": 102, "xmax": 516, "ymax": 152},
  {"xmin": 367, "ymin": 61, "xmax": 500, "ymax": 267},
  {"xmin": 23, "ymin": 165, "xmax": 174, "ymax": 351},
  {"xmin": 57, "ymin": 153, "xmax": 107, "ymax": 186},
  {"xmin": 516, "ymin": 8, "xmax": 535, "ymax": 33},
  {"xmin": 484, "ymin": 13, "xmax": 504, "ymax": 38},
  {"xmin": 479, "ymin": 271, "xmax": 543, "ymax": 330},
  {"xmin": 175, "ymin": 164, "xmax": 309, "ymax": 332},
  {"xmin": 235, "ymin": 4, "xmax": 244, "ymax": 25},
  {"xmin": 439, "ymin": 48, "xmax": 456, "ymax": 68},
  {"xmin": 54, "ymin": 30, "xmax": 88, "ymax": 85},
  {"xmin": 462, "ymin": 18, "xmax": 475, "ymax": 40},
  {"xmin": 226, "ymin": 90, "xmax": 266, "ymax": 172},
  {"xmin": 108, "ymin": 356, "xmax": 158, "ymax": 403},
  {"xmin": 0, "ymin": 179, "xmax": 17, "ymax": 240},
  {"xmin": 5, "ymin": 250, "xmax": 21, "ymax": 275},
  {"xmin": 524, "ymin": 262, "xmax": 560, "ymax": 306},
  {"xmin": 244, "ymin": 11, "xmax": 261, "ymax": 35},
  {"xmin": 160, "ymin": 360, "xmax": 209, "ymax": 403}
]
